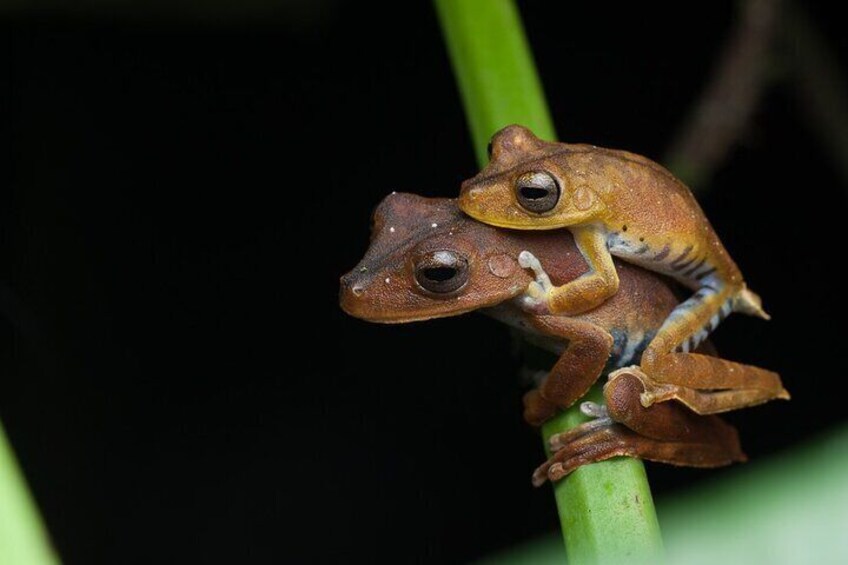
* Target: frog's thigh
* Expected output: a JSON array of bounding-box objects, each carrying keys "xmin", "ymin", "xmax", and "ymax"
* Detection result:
[{"xmin": 643, "ymin": 351, "xmax": 785, "ymax": 391}]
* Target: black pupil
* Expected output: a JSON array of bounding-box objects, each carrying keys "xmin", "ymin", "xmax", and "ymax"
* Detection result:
[
  {"xmin": 423, "ymin": 267, "xmax": 456, "ymax": 282},
  {"xmin": 520, "ymin": 185, "xmax": 550, "ymax": 200},
  {"xmin": 486, "ymin": 141, "xmax": 493, "ymax": 158}
]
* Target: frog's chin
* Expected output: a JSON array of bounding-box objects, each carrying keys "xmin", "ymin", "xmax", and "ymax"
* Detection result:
[
  {"xmin": 472, "ymin": 216, "xmax": 561, "ymax": 230},
  {"xmin": 459, "ymin": 203, "xmax": 562, "ymax": 230},
  {"xmin": 340, "ymin": 282, "xmax": 526, "ymax": 324},
  {"xmin": 344, "ymin": 304, "xmax": 483, "ymax": 324}
]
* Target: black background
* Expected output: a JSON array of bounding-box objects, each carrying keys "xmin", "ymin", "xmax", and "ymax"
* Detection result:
[{"xmin": 2, "ymin": 2, "xmax": 846, "ymax": 563}]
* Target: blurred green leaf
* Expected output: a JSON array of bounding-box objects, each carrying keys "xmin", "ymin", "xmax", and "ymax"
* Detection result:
[
  {"xmin": 0, "ymin": 423, "xmax": 60, "ymax": 565},
  {"xmin": 479, "ymin": 426, "xmax": 848, "ymax": 564}
]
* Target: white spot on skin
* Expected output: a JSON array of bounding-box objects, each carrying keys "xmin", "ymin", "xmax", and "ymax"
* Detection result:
[
  {"xmin": 389, "ymin": 227, "xmax": 395, "ymax": 233},
  {"xmin": 385, "ymin": 278, "xmax": 390, "ymax": 284},
  {"xmin": 431, "ymin": 223, "xmax": 438, "ymax": 228}
]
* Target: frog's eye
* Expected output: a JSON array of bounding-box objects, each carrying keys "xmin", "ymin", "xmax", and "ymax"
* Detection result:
[
  {"xmin": 515, "ymin": 171, "xmax": 560, "ymax": 213},
  {"xmin": 486, "ymin": 140, "xmax": 493, "ymax": 160},
  {"xmin": 414, "ymin": 250, "xmax": 469, "ymax": 294}
]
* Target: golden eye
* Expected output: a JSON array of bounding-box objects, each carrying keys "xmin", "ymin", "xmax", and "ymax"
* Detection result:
[
  {"xmin": 515, "ymin": 171, "xmax": 560, "ymax": 213},
  {"xmin": 414, "ymin": 251, "xmax": 469, "ymax": 294}
]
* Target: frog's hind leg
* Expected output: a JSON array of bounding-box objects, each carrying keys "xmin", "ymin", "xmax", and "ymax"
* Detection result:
[
  {"xmin": 533, "ymin": 371, "xmax": 746, "ymax": 485},
  {"xmin": 613, "ymin": 365, "xmax": 788, "ymax": 415},
  {"xmin": 636, "ymin": 284, "xmax": 789, "ymax": 414},
  {"xmin": 522, "ymin": 315, "xmax": 614, "ymax": 426},
  {"xmin": 647, "ymin": 283, "xmax": 737, "ymax": 357}
]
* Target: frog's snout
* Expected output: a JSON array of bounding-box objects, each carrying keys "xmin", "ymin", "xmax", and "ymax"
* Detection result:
[
  {"xmin": 458, "ymin": 184, "xmax": 483, "ymax": 218},
  {"xmin": 458, "ymin": 180, "xmax": 480, "ymax": 201},
  {"xmin": 340, "ymin": 272, "xmax": 365, "ymax": 296},
  {"xmin": 339, "ymin": 269, "xmax": 371, "ymax": 318}
]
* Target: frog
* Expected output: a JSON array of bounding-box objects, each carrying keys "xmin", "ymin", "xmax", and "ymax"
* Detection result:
[
  {"xmin": 340, "ymin": 193, "xmax": 786, "ymax": 483},
  {"xmin": 458, "ymin": 125, "xmax": 786, "ymax": 415}
]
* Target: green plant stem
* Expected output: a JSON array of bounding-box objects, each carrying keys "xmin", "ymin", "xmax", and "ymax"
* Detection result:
[
  {"xmin": 434, "ymin": 1, "xmax": 663, "ymax": 562},
  {"xmin": 0, "ymin": 421, "xmax": 59, "ymax": 564},
  {"xmin": 433, "ymin": 0, "xmax": 554, "ymax": 164}
]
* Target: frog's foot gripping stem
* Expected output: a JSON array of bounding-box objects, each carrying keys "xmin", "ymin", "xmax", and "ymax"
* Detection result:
[{"xmin": 532, "ymin": 372, "xmax": 746, "ymax": 486}]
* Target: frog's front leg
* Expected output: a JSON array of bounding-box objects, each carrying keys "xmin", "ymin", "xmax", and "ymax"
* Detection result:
[
  {"xmin": 543, "ymin": 226, "xmax": 619, "ymax": 315},
  {"xmin": 532, "ymin": 371, "xmax": 746, "ymax": 486},
  {"xmin": 517, "ymin": 225, "xmax": 618, "ymax": 316},
  {"xmin": 521, "ymin": 316, "xmax": 614, "ymax": 426}
]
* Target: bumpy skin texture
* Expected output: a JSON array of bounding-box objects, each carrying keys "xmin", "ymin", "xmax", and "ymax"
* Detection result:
[
  {"xmin": 458, "ymin": 125, "xmax": 788, "ymax": 414},
  {"xmin": 340, "ymin": 194, "xmax": 781, "ymax": 481}
]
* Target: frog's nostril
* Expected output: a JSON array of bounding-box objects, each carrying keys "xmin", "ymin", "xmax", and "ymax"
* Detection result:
[{"xmin": 340, "ymin": 272, "xmax": 367, "ymax": 297}]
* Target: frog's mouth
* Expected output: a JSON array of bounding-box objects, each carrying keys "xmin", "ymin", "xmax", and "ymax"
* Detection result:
[
  {"xmin": 339, "ymin": 270, "xmax": 525, "ymax": 324},
  {"xmin": 338, "ymin": 281, "xmax": 486, "ymax": 324},
  {"xmin": 459, "ymin": 190, "xmax": 562, "ymax": 230},
  {"xmin": 340, "ymin": 300, "xmax": 482, "ymax": 324}
]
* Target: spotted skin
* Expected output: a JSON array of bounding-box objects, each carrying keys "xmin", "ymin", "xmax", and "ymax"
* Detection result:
[{"xmin": 458, "ymin": 125, "xmax": 781, "ymax": 413}]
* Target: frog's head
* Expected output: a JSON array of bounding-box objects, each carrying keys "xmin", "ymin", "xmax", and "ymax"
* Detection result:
[
  {"xmin": 340, "ymin": 193, "xmax": 535, "ymax": 323},
  {"xmin": 458, "ymin": 125, "xmax": 605, "ymax": 229}
]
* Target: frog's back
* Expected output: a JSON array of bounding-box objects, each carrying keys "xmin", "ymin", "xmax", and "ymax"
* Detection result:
[
  {"xmin": 559, "ymin": 143, "xmax": 696, "ymax": 202},
  {"xmin": 555, "ymin": 143, "xmax": 742, "ymax": 288}
]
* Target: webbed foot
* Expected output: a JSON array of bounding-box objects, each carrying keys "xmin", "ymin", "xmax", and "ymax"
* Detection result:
[
  {"xmin": 532, "ymin": 372, "xmax": 746, "ymax": 486},
  {"xmin": 609, "ymin": 364, "xmax": 790, "ymax": 415}
]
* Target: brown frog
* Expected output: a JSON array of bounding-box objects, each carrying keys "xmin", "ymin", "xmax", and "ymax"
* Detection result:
[
  {"xmin": 340, "ymin": 193, "xmax": 787, "ymax": 484},
  {"xmin": 458, "ymin": 125, "xmax": 787, "ymax": 415}
]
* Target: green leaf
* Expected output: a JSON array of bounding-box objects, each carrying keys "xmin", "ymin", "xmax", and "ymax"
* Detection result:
[{"xmin": 0, "ymin": 422, "xmax": 60, "ymax": 564}]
